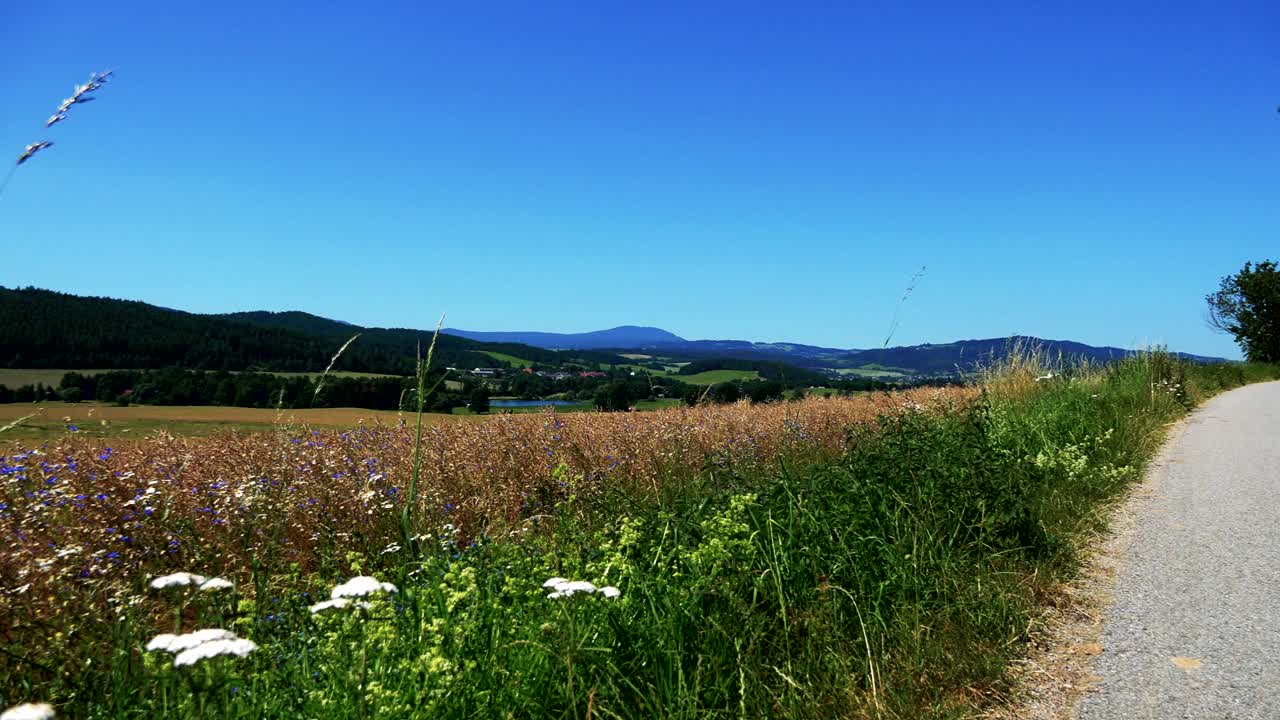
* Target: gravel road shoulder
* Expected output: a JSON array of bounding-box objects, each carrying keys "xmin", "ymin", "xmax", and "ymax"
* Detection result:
[{"xmin": 985, "ymin": 380, "xmax": 1280, "ymax": 720}]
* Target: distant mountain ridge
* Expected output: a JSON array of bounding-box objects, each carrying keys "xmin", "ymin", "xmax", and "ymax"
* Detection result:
[
  {"xmin": 444, "ymin": 326, "xmax": 686, "ymax": 349},
  {"xmin": 446, "ymin": 325, "xmax": 1226, "ymax": 373}
]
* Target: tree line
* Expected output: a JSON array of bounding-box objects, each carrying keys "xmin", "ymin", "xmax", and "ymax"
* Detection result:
[{"xmin": 0, "ymin": 369, "xmax": 468, "ymax": 413}]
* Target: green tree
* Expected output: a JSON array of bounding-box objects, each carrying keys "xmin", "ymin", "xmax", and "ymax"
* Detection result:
[
  {"xmin": 707, "ymin": 382, "xmax": 741, "ymax": 404},
  {"xmin": 593, "ymin": 380, "xmax": 634, "ymax": 412},
  {"xmin": 468, "ymin": 386, "xmax": 491, "ymax": 414},
  {"xmin": 1207, "ymin": 260, "xmax": 1280, "ymax": 362}
]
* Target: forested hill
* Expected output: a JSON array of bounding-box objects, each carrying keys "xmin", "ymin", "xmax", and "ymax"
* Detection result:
[
  {"xmin": 0, "ymin": 287, "xmax": 622, "ymax": 373},
  {"xmin": 843, "ymin": 336, "xmax": 1225, "ymax": 375},
  {"xmin": 220, "ymin": 311, "xmax": 626, "ymax": 369}
]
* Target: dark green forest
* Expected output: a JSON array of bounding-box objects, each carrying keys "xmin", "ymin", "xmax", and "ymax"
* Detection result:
[{"xmin": 0, "ymin": 287, "xmax": 623, "ymax": 373}]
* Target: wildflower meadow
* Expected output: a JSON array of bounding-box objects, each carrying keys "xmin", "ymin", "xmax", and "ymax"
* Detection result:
[{"xmin": 1, "ymin": 356, "xmax": 1276, "ymax": 718}]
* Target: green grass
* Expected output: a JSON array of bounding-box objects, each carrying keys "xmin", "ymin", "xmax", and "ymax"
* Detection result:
[
  {"xmin": 633, "ymin": 398, "xmax": 684, "ymax": 410},
  {"xmin": 835, "ymin": 365, "xmax": 907, "ymax": 378},
  {"xmin": 673, "ymin": 369, "xmax": 761, "ymax": 385},
  {"xmin": 480, "ymin": 351, "xmax": 533, "ymax": 368},
  {"xmin": 5, "ymin": 355, "xmax": 1278, "ymax": 718},
  {"xmin": 618, "ymin": 363, "xmax": 671, "ymax": 377}
]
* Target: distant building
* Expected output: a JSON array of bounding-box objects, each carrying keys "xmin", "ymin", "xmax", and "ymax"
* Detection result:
[
  {"xmin": 471, "ymin": 368, "xmax": 501, "ymax": 378},
  {"xmin": 578, "ymin": 371, "xmax": 607, "ymax": 379}
]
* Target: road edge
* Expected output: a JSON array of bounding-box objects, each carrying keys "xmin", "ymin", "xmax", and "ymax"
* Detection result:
[{"xmin": 978, "ymin": 395, "xmax": 1202, "ymax": 720}]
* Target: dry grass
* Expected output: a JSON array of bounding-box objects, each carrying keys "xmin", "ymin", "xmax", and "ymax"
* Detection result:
[
  {"xmin": 0, "ymin": 388, "xmax": 974, "ymax": 613},
  {"xmin": 0, "ymin": 369, "xmax": 116, "ymax": 389},
  {"xmin": 0, "ymin": 402, "xmax": 467, "ymax": 426}
]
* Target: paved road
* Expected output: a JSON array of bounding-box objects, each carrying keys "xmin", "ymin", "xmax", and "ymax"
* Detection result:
[{"xmin": 1080, "ymin": 381, "xmax": 1280, "ymax": 720}]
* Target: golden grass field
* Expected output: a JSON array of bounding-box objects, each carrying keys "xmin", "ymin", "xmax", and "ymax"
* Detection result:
[
  {"xmin": 1, "ymin": 387, "xmax": 976, "ymax": 587},
  {"xmin": 0, "ymin": 401, "xmax": 475, "ymax": 442}
]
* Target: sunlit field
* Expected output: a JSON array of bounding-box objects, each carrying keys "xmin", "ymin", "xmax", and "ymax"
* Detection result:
[
  {"xmin": 2, "ymin": 361, "xmax": 1276, "ymax": 718},
  {"xmin": 0, "ymin": 402, "xmax": 475, "ymax": 442}
]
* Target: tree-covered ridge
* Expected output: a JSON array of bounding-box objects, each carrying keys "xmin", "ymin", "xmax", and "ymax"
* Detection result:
[
  {"xmin": 221, "ymin": 311, "xmax": 628, "ymax": 369},
  {"xmin": 0, "ymin": 287, "xmax": 620, "ymax": 373}
]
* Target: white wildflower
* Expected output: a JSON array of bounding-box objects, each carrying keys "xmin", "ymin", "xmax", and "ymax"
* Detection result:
[
  {"xmin": 197, "ymin": 578, "xmax": 233, "ymax": 592},
  {"xmin": 146, "ymin": 628, "xmax": 237, "ymax": 653},
  {"xmin": 542, "ymin": 577, "xmax": 569, "ymax": 588},
  {"xmin": 145, "ymin": 634, "xmax": 179, "ymax": 652},
  {"xmin": 172, "ymin": 638, "xmax": 258, "ymax": 667},
  {"xmin": 309, "ymin": 598, "xmax": 371, "ymax": 614},
  {"xmin": 545, "ymin": 579, "xmax": 598, "ymax": 599},
  {"xmin": 598, "ymin": 586, "xmax": 621, "ymax": 599},
  {"xmin": 0, "ymin": 703, "xmax": 55, "ymax": 720},
  {"xmin": 149, "ymin": 572, "xmax": 207, "ymax": 590},
  {"xmin": 331, "ymin": 576, "xmax": 397, "ymax": 599}
]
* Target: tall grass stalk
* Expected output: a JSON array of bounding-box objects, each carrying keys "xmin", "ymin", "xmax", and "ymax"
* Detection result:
[
  {"xmin": 401, "ymin": 314, "xmax": 447, "ymax": 553},
  {"xmin": 311, "ymin": 333, "xmax": 362, "ymax": 406}
]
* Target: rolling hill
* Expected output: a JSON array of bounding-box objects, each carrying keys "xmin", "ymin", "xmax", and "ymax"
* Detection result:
[
  {"xmin": 0, "ymin": 287, "xmax": 622, "ymax": 375},
  {"xmin": 0, "ymin": 287, "xmax": 1226, "ymax": 381},
  {"xmin": 444, "ymin": 325, "xmax": 686, "ymax": 349}
]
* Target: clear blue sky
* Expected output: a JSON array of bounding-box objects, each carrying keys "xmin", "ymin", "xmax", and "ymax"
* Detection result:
[{"xmin": 2, "ymin": 1, "xmax": 1275, "ymax": 357}]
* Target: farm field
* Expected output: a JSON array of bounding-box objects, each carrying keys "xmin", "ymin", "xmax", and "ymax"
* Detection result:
[
  {"xmin": 0, "ymin": 401, "xmax": 472, "ymax": 442},
  {"xmin": 836, "ymin": 366, "xmax": 908, "ymax": 378},
  {"xmin": 0, "ymin": 397, "xmax": 691, "ymax": 439},
  {"xmin": 672, "ymin": 368, "xmax": 761, "ymax": 384},
  {"xmin": 480, "ymin": 351, "xmax": 533, "ymax": 368},
  {"xmin": 617, "ymin": 363, "xmax": 671, "ymax": 376},
  {"xmin": 0, "ymin": 368, "xmax": 403, "ymax": 390},
  {"xmin": 0, "ymin": 368, "xmax": 116, "ymax": 388}
]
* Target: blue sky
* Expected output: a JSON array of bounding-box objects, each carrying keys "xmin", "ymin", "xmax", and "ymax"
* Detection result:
[{"xmin": 1, "ymin": 1, "xmax": 1275, "ymax": 357}]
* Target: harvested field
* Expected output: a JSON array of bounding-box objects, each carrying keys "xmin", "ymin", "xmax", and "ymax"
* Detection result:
[{"xmin": 0, "ymin": 401, "xmax": 473, "ymax": 442}]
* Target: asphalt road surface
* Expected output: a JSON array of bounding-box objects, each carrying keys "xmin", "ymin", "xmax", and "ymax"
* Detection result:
[{"xmin": 1079, "ymin": 381, "xmax": 1280, "ymax": 719}]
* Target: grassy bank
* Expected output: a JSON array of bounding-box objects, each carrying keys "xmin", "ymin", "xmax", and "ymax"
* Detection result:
[{"xmin": 0, "ymin": 357, "xmax": 1275, "ymax": 717}]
